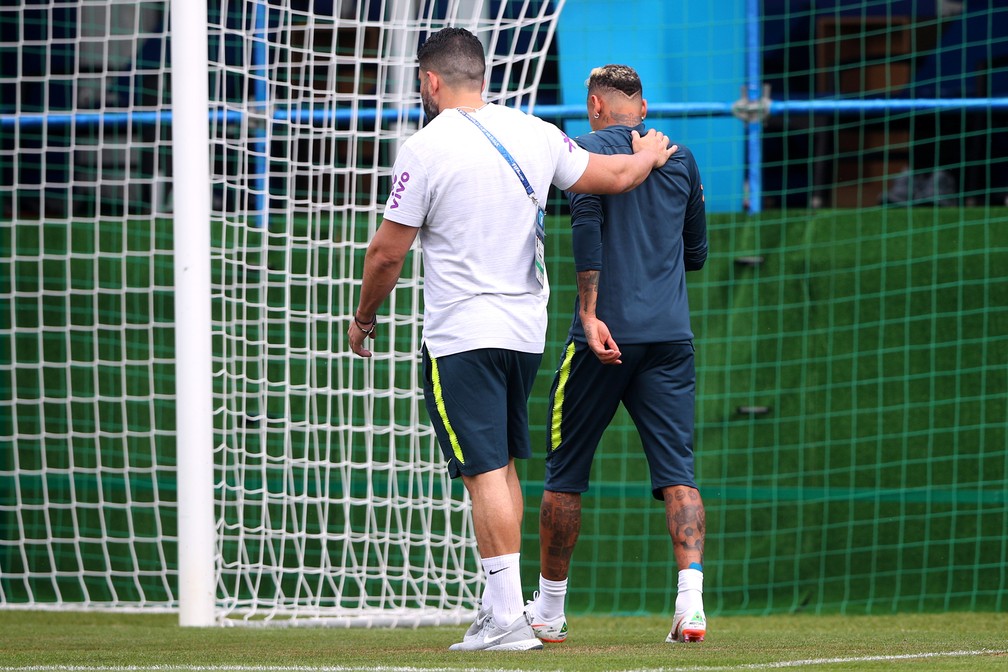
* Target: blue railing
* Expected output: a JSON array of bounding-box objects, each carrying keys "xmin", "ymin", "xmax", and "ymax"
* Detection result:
[
  {"xmin": 4, "ymin": 0, "xmax": 1008, "ymax": 214},
  {"xmin": 6, "ymin": 97, "xmax": 1006, "ymax": 131},
  {"xmin": 5, "ymin": 96, "xmax": 1004, "ymax": 217}
]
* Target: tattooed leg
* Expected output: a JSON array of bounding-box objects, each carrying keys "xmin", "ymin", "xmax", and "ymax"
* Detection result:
[
  {"xmin": 663, "ymin": 485, "xmax": 706, "ymax": 570},
  {"xmin": 539, "ymin": 490, "xmax": 582, "ymax": 581}
]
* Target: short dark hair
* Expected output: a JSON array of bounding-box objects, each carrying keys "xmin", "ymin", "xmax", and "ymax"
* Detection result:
[
  {"xmin": 586, "ymin": 64, "xmax": 643, "ymax": 99},
  {"xmin": 417, "ymin": 27, "xmax": 485, "ymax": 88}
]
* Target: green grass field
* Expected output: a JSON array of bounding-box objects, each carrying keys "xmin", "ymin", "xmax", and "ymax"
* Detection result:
[
  {"xmin": 1, "ymin": 610, "xmax": 1006, "ymax": 671},
  {"xmin": 2, "ymin": 208, "xmax": 1006, "ymax": 666}
]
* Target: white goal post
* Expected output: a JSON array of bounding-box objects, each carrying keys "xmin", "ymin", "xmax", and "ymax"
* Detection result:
[
  {"xmin": 171, "ymin": 0, "xmax": 216, "ymax": 627},
  {"xmin": 0, "ymin": 0, "xmax": 566, "ymax": 627}
]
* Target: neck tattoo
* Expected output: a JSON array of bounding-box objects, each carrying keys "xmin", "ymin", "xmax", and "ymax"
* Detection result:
[{"xmin": 610, "ymin": 111, "xmax": 642, "ymax": 126}]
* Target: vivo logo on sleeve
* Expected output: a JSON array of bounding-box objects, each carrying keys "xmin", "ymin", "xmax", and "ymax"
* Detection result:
[{"xmin": 389, "ymin": 172, "xmax": 410, "ymax": 208}]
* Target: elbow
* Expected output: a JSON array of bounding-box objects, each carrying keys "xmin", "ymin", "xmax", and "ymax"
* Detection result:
[
  {"xmin": 366, "ymin": 244, "xmax": 406, "ymax": 274},
  {"xmin": 684, "ymin": 250, "xmax": 708, "ymax": 272}
]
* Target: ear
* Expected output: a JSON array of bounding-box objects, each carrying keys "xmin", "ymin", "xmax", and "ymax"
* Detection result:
[
  {"xmin": 589, "ymin": 93, "xmax": 603, "ymax": 118},
  {"xmin": 641, "ymin": 98, "xmax": 648, "ymax": 120},
  {"xmin": 424, "ymin": 70, "xmax": 441, "ymax": 94}
]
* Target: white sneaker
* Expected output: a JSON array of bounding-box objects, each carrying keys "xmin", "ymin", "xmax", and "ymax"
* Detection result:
[
  {"xmin": 527, "ymin": 592, "xmax": 568, "ymax": 643},
  {"xmin": 448, "ymin": 612, "xmax": 543, "ymax": 651},
  {"xmin": 665, "ymin": 609, "xmax": 706, "ymax": 643},
  {"xmin": 458, "ymin": 603, "xmax": 491, "ymax": 644}
]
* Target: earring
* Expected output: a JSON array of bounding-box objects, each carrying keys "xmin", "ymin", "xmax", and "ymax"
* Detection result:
[{"xmin": 593, "ymin": 112, "xmax": 600, "ymax": 119}]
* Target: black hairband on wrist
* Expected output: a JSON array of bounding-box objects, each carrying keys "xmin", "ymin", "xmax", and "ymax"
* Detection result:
[{"xmin": 354, "ymin": 313, "xmax": 376, "ymax": 336}]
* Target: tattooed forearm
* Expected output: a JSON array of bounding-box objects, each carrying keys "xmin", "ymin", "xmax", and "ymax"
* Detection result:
[{"xmin": 576, "ymin": 270, "xmax": 600, "ymax": 316}]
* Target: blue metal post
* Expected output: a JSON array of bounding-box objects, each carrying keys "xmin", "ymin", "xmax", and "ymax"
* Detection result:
[
  {"xmin": 251, "ymin": 0, "xmax": 268, "ymax": 227},
  {"xmin": 746, "ymin": 0, "xmax": 762, "ymax": 214}
]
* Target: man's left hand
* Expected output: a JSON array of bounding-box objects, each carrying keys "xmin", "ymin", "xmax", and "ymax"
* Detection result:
[{"xmin": 583, "ymin": 316, "xmax": 621, "ymax": 365}]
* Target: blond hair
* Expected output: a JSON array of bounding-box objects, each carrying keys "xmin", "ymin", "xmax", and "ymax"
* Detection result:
[{"xmin": 586, "ymin": 64, "xmax": 642, "ymax": 99}]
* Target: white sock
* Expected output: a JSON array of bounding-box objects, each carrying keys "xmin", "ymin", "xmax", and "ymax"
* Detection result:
[
  {"xmin": 675, "ymin": 568, "xmax": 704, "ymax": 616},
  {"xmin": 536, "ymin": 574, "xmax": 568, "ymax": 620},
  {"xmin": 482, "ymin": 553, "xmax": 524, "ymax": 624},
  {"xmin": 478, "ymin": 582, "xmax": 491, "ymax": 613}
]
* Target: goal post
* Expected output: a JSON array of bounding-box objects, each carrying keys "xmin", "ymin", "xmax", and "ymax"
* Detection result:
[{"xmin": 170, "ymin": 0, "xmax": 215, "ymax": 628}]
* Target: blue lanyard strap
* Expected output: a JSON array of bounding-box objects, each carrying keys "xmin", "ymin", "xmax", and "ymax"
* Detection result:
[{"xmin": 459, "ymin": 108, "xmax": 542, "ymax": 209}]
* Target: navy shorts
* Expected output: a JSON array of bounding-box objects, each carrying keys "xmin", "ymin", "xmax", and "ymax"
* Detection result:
[
  {"xmin": 545, "ymin": 340, "xmax": 697, "ymax": 500},
  {"xmin": 423, "ymin": 346, "xmax": 542, "ymax": 478}
]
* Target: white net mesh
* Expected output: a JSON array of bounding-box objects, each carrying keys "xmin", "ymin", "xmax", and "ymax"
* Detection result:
[
  {"xmin": 210, "ymin": 0, "xmax": 565, "ymax": 627},
  {"xmin": 1, "ymin": 0, "xmax": 176, "ymax": 610},
  {"xmin": 0, "ymin": 0, "xmax": 566, "ymax": 626}
]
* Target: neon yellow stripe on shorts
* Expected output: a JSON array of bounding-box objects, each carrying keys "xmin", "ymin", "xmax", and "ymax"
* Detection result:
[
  {"xmin": 430, "ymin": 354, "xmax": 464, "ymax": 464},
  {"xmin": 550, "ymin": 341, "xmax": 577, "ymax": 452}
]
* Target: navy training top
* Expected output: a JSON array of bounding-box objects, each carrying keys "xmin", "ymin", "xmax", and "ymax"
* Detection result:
[{"xmin": 563, "ymin": 123, "xmax": 708, "ymax": 346}]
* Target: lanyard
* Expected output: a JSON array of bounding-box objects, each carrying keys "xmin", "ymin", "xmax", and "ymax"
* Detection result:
[{"xmin": 459, "ymin": 108, "xmax": 542, "ymax": 210}]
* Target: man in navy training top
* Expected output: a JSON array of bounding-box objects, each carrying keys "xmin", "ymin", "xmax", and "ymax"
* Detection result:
[{"xmin": 527, "ymin": 64, "xmax": 709, "ymax": 645}]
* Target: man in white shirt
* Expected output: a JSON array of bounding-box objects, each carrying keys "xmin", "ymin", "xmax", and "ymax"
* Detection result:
[{"xmin": 348, "ymin": 27, "xmax": 675, "ymax": 651}]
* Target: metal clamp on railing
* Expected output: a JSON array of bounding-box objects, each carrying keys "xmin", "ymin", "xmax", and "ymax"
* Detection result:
[{"xmin": 732, "ymin": 83, "xmax": 773, "ymax": 123}]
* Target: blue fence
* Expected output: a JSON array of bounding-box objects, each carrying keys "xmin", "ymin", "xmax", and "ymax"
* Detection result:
[{"xmin": 2, "ymin": 1, "xmax": 1007, "ymax": 216}]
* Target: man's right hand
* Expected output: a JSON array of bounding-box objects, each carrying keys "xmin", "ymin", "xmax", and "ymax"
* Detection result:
[
  {"xmin": 348, "ymin": 315, "xmax": 376, "ymax": 358},
  {"xmin": 631, "ymin": 128, "xmax": 677, "ymax": 168}
]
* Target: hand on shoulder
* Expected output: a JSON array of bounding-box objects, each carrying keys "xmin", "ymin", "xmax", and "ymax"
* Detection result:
[{"xmin": 631, "ymin": 128, "xmax": 678, "ymax": 168}]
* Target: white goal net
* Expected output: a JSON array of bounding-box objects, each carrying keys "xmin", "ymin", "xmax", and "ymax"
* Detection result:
[{"xmin": 0, "ymin": 0, "xmax": 565, "ymax": 626}]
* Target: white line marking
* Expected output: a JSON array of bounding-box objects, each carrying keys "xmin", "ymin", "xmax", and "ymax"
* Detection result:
[
  {"xmin": 623, "ymin": 649, "xmax": 1008, "ymax": 671},
  {"xmin": 2, "ymin": 649, "xmax": 1006, "ymax": 672}
]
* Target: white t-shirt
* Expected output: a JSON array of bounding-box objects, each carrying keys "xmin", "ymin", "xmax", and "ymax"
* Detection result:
[{"xmin": 382, "ymin": 104, "xmax": 590, "ymax": 357}]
